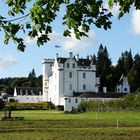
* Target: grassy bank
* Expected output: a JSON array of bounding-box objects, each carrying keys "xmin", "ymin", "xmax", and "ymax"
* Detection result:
[{"xmin": 0, "ymin": 110, "xmax": 140, "ymax": 140}]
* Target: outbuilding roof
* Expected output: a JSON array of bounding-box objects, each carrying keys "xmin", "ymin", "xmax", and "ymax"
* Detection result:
[
  {"xmin": 74, "ymin": 92, "xmax": 127, "ymax": 98},
  {"xmin": 15, "ymin": 87, "xmax": 42, "ymax": 96}
]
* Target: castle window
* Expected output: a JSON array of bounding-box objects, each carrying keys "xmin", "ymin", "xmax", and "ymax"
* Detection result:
[
  {"xmin": 66, "ymin": 63, "xmax": 70, "ymax": 68},
  {"xmin": 124, "ymin": 88, "xmax": 127, "ymax": 91},
  {"xmin": 69, "ymin": 72, "xmax": 72, "ymax": 78},
  {"xmin": 82, "ymin": 98, "xmax": 85, "ymax": 102},
  {"xmin": 83, "ymin": 84, "xmax": 86, "ymax": 90},
  {"xmin": 69, "ymin": 98, "xmax": 71, "ymax": 103},
  {"xmin": 83, "ymin": 73, "xmax": 86, "ymax": 78},
  {"xmin": 72, "ymin": 63, "xmax": 75, "ymax": 68},
  {"xmin": 69, "ymin": 84, "xmax": 72, "ymax": 90},
  {"xmin": 75, "ymin": 98, "xmax": 78, "ymax": 103}
]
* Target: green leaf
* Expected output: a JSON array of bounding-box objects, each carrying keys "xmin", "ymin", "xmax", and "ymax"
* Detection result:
[
  {"xmin": 26, "ymin": 22, "xmax": 31, "ymax": 29},
  {"xmin": 63, "ymin": 30, "xmax": 71, "ymax": 37}
]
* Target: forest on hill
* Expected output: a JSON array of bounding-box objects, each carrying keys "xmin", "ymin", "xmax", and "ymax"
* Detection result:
[{"xmin": 1, "ymin": 44, "xmax": 140, "ymax": 95}]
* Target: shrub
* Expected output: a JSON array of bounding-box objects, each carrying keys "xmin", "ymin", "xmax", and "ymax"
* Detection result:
[
  {"xmin": 57, "ymin": 105, "xmax": 64, "ymax": 111},
  {"xmin": 5, "ymin": 102, "xmax": 55, "ymax": 110},
  {"xmin": 78, "ymin": 92, "xmax": 140, "ymax": 112},
  {"xmin": 0, "ymin": 99, "xmax": 5, "ymax": 110}
]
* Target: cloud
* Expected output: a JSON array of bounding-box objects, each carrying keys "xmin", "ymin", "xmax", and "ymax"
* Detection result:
[
  {"xmin": 49, "ymin": 30, "xmax": 97, "ymax": 52},
  {"xmin": 131, "ymin": 10, "xmax": 140, "ymax": 34},
  {"xmin": 0, "ymin": 55, "xmax": 17, "ymax": 70},
  {"xmin": 104, "ymin": 1, "xmax": 120, "ymax": 16},
  {"xmin": 25, "ymin": 29, "xmax": 97, "ymax": 52},
  {"xmin": 26, "ymin": 36, "xmax": 37, "ymax": 44}
]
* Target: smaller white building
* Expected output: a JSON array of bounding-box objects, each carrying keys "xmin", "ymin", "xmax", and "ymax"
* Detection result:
[
  {"xmin": 14, "ymin": 87, "xmax": 43, "ymax": 103},
  {"xmin": 116, "ymin": 75, "xmax": 130, "ymax": 93},
  {"xmin": 60, "ymin": 92, "xmax": 126, "ymax": 111},
  {"xmin": 0, "ymin": 93, "xmax": 11, "ymax": 102}
]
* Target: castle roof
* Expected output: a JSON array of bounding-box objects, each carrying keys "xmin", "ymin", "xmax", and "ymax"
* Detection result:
[
  {"xmin": 78, "ymin": 58, "xmax": 91, "ymax": 66},
  {"xmin": 57, "ymin": 58, "xmax": 67, "ymax": 63},
  {"xmin": 57, "ymin": 57, "xmax": 93, "ymax": 67}
]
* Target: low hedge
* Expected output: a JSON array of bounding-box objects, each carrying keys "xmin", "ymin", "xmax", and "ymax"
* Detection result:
[{"xmin": 5, "ymin": 102, "xmax": 55, "ymax": 110}]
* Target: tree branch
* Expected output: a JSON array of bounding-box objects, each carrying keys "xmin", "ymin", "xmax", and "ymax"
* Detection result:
[{"xmin": 2, "ymin": 13, "xmax": 30, "ymax": 23}]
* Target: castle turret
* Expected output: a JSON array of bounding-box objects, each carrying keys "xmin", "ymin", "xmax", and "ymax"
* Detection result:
[{"xmin": 42, "ymin": 58, "xmax": 54, "ymax": 101}]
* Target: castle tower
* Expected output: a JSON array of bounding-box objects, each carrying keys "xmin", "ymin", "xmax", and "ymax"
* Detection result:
[{"xmin": 42, "ymin": 58, "xmax": 54, "ymax": 101}]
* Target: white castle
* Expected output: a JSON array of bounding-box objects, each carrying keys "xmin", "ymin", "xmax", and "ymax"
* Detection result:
[
  {"xmin": 13, "ymin": 52, "xmax": 130, "ymax": 111},
  {"xmin": 42, "ymin": 52, "xmax": 99, "ymax": 111}
]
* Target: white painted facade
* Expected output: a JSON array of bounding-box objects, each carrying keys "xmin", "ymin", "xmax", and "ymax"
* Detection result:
[
  {"xmin": 42, "ymin": 52, "xmax": 100, "ymax": 111},
  {"xmin": 12, "ymin": 95, "xmax": 43, "ymax": 103},
  {"xmin": 13, "ymin": 53, "xmax": 130, "ymax": 111},
  {"xmin": 60, "ymin": 97, "xmax": 118, "ymax": 112},
  {"xmin": 13, "ymin": 87, "xmax": 43, "ymax": 103},
  {"xmin": 116, "ymin": 76, "xmax": 130, "ymax": 93}
]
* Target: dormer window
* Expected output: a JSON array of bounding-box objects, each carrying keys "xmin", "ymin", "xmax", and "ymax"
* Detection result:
[
  {"xmin": 31, "ymin": 90, "xmax": 34, "ymax": 95},
  {"xmin": 20, "ymin": 90, "xmax": 23, "ymax": 95},
  {"xmin": 25, "ymin": 90, "xmax": 28, "ymax": 95}
]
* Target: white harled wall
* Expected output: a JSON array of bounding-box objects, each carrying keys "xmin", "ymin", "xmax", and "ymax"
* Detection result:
[
  {"xmin": 43, "ymin": 53, "xmax": 99, "ymax": 106},
  {"xmin": 117, "ymin": 77, "xmax": 130, "ymax": 93},
  {"xmin": 42, "ymin": 59, "xmax": 54, "ymax": 101},
  {"xmin": 77, "ymin": 67, "xmax": 96, "ymax": 92},
  {"xmin": 63, "ymin": 59, "xmax": 78, "ymax": 96},
  {"xmin": 42, "ymin": 53, "xmax": 101, "ymax": 111}
]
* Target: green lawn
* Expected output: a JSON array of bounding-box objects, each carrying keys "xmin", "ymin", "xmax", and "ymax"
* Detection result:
[
  {"xmin": 0, "ymin": 110, "xmax": 140, "ymax": 140},
  {"xmin": 11, "ymin": 110, "xmax": 140, "ymax": 122}
]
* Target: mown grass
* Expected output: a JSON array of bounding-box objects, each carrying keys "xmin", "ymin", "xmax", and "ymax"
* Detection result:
[
  {"xmin": 0, "ymin": 110, "xmax": 140, "ymax": 140},
  {"xmin": 10, "ymin": 110, "xmax": 140, "ymax": 121}
]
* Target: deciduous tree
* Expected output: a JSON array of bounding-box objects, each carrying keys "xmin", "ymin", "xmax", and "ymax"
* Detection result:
[{"xmin": 0, "ymin": 0, "xmax": 113, "ymax": 51}]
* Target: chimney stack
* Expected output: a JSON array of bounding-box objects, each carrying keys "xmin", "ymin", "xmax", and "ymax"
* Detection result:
[
  {"xmin": 75, "ymin": 54, "xmax": 79, "ymax": 61},
  {"xmin": 69, "ymin": 52, "xmax": 73, "ymax": 58}
]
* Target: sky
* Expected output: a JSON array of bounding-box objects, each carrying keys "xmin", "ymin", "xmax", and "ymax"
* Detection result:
[{"xmin": 0, "ymin": 1, "xmax": 140, "ymax": 78}]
